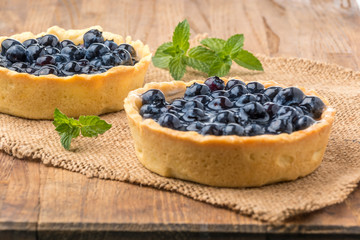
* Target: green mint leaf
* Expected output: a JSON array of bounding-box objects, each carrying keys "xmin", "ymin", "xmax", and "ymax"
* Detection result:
[
  {"xmin": 188, "ymin": 46, "xmax": 217, "ymax": 63},
  {"xmin": 53, "ymin": 108, "xmax": 69, "ymax": 127},
  {"xmin": 163, "ymin": 45, "xmax": 179, "ymax": 57},
  {"xmin": 208, "ymin": 57, "xmax": 232, "ymax": 77},
  {"xmin": 224, "ymin": 34, "xmax": 244, "ymax": 57},
  {"xmin": 233, "ymin": 49, "xmax": 263, "ymax": 71},
  {"xmin": 169, "ymin": 55, "xmax": 187, "ymax": 80},
  {"xmin": 186, "ymin": 46, "xmax": 218, "ymax": 73},
  {"xmin": 152, "ymin": 42, "xmax": 173, "ymax": 69},
  {"xmin": 200, "ymin": 38, "xmax": 226, "ymax": 53},
  {"xmin": 53, "ymin": 109, "xmax": 112, "ymax": 150},
  {"xmin": 59, "ymin": 126, "xmax": 80, "ymax": 150},
  {"xmin": 79, "ymin": 116, "xmax": 112, "ymax": 137},
  {"xmin": 173, "ymin": 19, "xmax": 190, "ymax": 51}
]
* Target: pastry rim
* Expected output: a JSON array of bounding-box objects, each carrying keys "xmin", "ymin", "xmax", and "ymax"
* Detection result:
[
  {"xmin": 124, "ymin": 79, "xmax": 336, "ymax": 145},
  {"xmin": 0, "ymin": 25, "xmax": 152, "ymax": 82}
]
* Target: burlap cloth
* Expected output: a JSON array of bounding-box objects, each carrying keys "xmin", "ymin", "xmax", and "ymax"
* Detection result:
[{"xmin": 1, "ymin": 35, "xmax": 360, "ymax": 223}]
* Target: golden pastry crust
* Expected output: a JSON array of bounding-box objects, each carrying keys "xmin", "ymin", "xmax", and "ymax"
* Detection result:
[
  {"xmin": 0, "ymin": 26, "xmax": 151, "ymax": 119},
  {"xmin": 124, "ymin": 79, "xmax": 336, "ymax": 187}
]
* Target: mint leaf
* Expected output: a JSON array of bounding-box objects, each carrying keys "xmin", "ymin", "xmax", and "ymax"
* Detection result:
[
  {"xmin": 208, "ymin": 57, "xmax": 232, "ymax": 77},
  {"xmin": 200, "ymin": 38, "xmax": 226, "ymax": 52},
  {"xmin": 152, "ymin": 42, "xmax": 173, "ymax": 69},
  {"xmin": 172, "ymin": 19, "xmax": 190, "ymax": 51},
  {"xmin": 224, "ymin": 34, "xmax": 244, "ymax": 57},
  {"xmin": 53, "ymin": 109, "xmax": 112, "ymax": 150},
  {"xmin": 79, "ymin": 116, "xmax": 112, "ymax": 137},
  {"xmin": 233, "ymin": 49, "xmax": 263, "ymax": 71},
  {"xmin": 169, "ymin": 55, "xmax": 186, "ymax": 80},
  {"xmin": 187, "ymin": 46, "xmax": 218, "ymax": 73}
]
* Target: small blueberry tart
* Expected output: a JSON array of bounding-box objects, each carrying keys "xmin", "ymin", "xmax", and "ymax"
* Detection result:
[
  {"xmin": 124, "ymin": 77, "xmax": 335, "ymax": 187},
  {"xmin": 0, "ymin": 26, "xmax": 151, "ymax": 119}
]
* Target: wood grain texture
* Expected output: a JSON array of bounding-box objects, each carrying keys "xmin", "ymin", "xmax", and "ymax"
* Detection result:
[{"xmin": 0, "ymin": 0, "xmax": 359, "ymax": 239}]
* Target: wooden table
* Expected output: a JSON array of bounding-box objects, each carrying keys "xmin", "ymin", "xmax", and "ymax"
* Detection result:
[{"xmin": 1, "ymin": 0, "xmax": 360, "ymax": 239}]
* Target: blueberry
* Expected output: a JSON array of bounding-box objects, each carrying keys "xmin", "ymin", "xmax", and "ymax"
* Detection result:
[
  {"xmin": 25, "ymin": 44, "xmax": 45, "ymax": 63},
  {"xmin": 293, "ymin": 115, "xmax": 316, "ymax": 131},
  {"xmin": 182, "ymin": 100, "xmax": 204, "ymax": 111},
  {"xmin": 236, "ymin": 108, "xmax": 250, "ymax": 124},
  {"xmin": 193, "ymin": 95, "xmax": 212, "ymax": 104},
  {"xmin": 104, "ymin": 40, "xmax": 118, "ymax": 51},
  {"xmin": 61, "ymin": 45, "xmax": 84, "ymax": 60},
  {"xmin": 63, "ymin": 61, "xmax": 81, "ymax": 73},
  {"xmin": 117, "ymin": 43, "xmax": 136, "ymax": 57},
  {"xmin": 140, "ymin": 104, "xmax": 167, "ymax": 119},
  {"xmin": 266, "ymin": 119, "xmax": 293, "ymax": 134},
  {"xmin": 6, "ymin": 45, "xmax": 27, "ymax": 62},
  {"xmin": 36, "ymin": 55, "xmax": 56, "ymax": 66},
  {"xmin": 206, "ymin": 97, "xmax": 233, "ymax": 111},
  {"xmin": 158, "ymin": 113, "xmax": 182, "ymax": 129},
  {"xmin": 276, "ymin": 106, "xmax": 301, "ymax": 121},
  {"xmin": 234, "ymin": 93, "xmax": 257, "ymax": 107},
  {"xmin": 273, "ymin": 87, "xmax": 305, "ymax": 106},
  {"xmin": 204, "ymin": 76, "xmax": 225, "ymax": 91},
  {"xmin": 181, "ymin": 108, "xmax": 207, "ymax": 122},
  {"xmin": 228, "ymin": 84, "xmax": 249, "ymax": 99},
  {"xmin": 83, "ymin": 29, "xmax": 104, "ymax": 48},
  {"xmin": 81, "ymin": 65, "xmax": 96, "ymax": 74},
  {"xmin": 53, "ymin": 53, "xmax": 69, "ymax": 64},
  {"xmin": 200, "ymin": 123, "xmax": 223, "ymax": 136},
  {"xmin": 61, "ymin": 40, "xmax": 75, "ymax": 48},
  {"xmin": 211, "ymin": 90, "xmax": 230, "ymax": 98},
  {"xmin": 101, "ymin": 53, "xmax": 120, "ymax": 66},
  {"xmin": 77, "ymin": 59, "xmax": 89, "ymax": 67},
  {"xmin": 0, "ymin": 57, "xmax": 12, "ymax": 67},
  {"xmin": 37, "ymin": 65, "xmax": 59, "ymax": 76},
  {"xmin": 225, "ymin": 79, "xmax": 246, "ymax": 90},
  {"xmin": 299, "ymin": 96, "xmax": 325, "ymax": 119},
  {"xmin": 25, "ymin": 67, "xmax": 37, "ymax": 74},
  {"xmin": 263, "ymin": 102, "xmax": 280, "ymax": 117},
  {"xmin": 8, "ymin": 66, "xmax": 23, "ymax": 73},
  {"xmin": 114, "ymin": 49, "xmax": 133, "ymax": 65},
  {"xmin": 223, "ymin": 123, "xmax": 245, "ymax": 136},
  {"xmin": 171, "ymin": 99, "xmax": 187, "ymax": 108},
  {"xmin": 245, "ymin": 123, "xmax": 265, "ymax": 136},
  {"xmin": 184, "ymin": 83, "xmax": 211, "ymax": 98},
  {"xmin": 85, "ymin": 43, "xmax": 110, "ymax": 60},
  {"xmin": 23, "ymin": 39, "xmax": 38, "ymax": 48},
  {"xmin": 89, "ymin": 58, "xmax": 102, "ymax": 68},
  {"xmin": 141, "ymin": 89, "xmax": 166, "ymax": 106},
  {"xmin": 247, "ymin": 82, "xmax": 264, "ymax": 94},
  {"xmin": 1, "ymin": 39, "xmax": 22, "ymax": 56},
  {"xmin": 38, "ymin": 34, "xmax": 60, "ymax": 48},
  {"xmin": 242, "ymin": 102, "xmax": 269, "ymax": 122},
  {"xmin": 255, "ymin": 93, "xmax": 271, "ymax": 104},
  {"xmin": 215, "ymin": 110, "xmax": 236, "ymax": 123},
  {"xmin": 186, "ymin": 121, "xmax": 204, "ymax": 132},
  {"xmin": 263, "ymin": 86, "xmax": 282, "ymax": 100},
  {"xmin": 44, "ymin": 46, "xmax": 60, "ymax": 55},
  {"xmin": 12, "ymin": 62, "xmax": 29, "ymax": 69}
]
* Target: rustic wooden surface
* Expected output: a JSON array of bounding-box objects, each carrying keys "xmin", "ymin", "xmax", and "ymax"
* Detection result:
[{"xmin": 0, "ymin": 0, "xmax": 360, "ymax": 239}]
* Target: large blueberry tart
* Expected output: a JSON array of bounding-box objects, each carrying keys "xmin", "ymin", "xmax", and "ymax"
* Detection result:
[
  {"xmin": 0, "ymin": 26, "xmax": 151, "ymax": 119},
  {"xmin": 124, "ymin": 77, "xmax": 335, "ymax": 187}
]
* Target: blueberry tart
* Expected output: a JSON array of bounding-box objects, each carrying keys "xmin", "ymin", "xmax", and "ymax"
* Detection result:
[
  {"xmin": 124, "ymin": 77, "xmax": 335, "ymax": 187},
  {"xmin": 0, "ymin": 26, "xmax": 151, "ymax": 119}
]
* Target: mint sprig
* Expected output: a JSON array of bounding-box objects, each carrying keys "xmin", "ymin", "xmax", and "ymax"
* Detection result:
[
  {"xmin": 152, "ymin": 19, "xmax": 263, "ymax": 80},
  {"xmin": 53, "ymin": 108, "xmax": 112, "ymax": 150}
]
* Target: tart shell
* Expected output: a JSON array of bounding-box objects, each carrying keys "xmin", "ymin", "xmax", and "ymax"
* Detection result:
[
  {"xmin": 124, "ymin": 79, "xmax": 336, "ymax": 188},
  {"xmin": 0, "ymin": 26, "xmax": 151, "ymax": 119}
]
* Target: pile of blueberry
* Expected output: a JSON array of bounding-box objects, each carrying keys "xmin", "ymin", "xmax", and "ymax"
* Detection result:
[
  {"xmin": 140, "ymin": 76, "xmax": 326, "ymax": 136},
  {"xmin": 0, "ymin": 29, "xmax": 137, "ymax": 76}
]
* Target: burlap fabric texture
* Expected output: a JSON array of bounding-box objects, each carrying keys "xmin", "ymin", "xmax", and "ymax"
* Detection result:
[{"xmin": 0, "ymin": 35, "xmax": 359, "ymax": 223}]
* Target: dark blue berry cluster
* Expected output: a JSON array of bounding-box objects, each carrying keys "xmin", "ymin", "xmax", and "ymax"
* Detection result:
[
  {"xmin": 140, "ymin": 76, "xmax": 326, "ymax": 136},
  {"xmin": 0, "ymin": 29, "xmax": 137, "ymax": 76}
]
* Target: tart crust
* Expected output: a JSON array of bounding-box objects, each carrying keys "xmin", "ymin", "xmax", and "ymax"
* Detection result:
[
  {"xmin": 124, "ymin": 79, "xmax": 336, "ymax": 187},
  {"xmin": 0, "ymin": 26, "xmax": 151, "ymax": 119}
]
